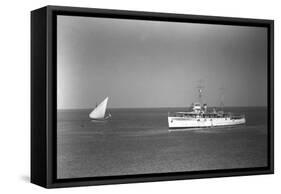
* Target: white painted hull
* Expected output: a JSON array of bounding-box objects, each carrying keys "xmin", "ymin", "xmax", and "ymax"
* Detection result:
[{"xmin": 168, "ymin": 116, "xmax": 246, "ymax": 129}]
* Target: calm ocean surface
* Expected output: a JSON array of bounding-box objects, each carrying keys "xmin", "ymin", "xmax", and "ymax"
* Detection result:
[{"xmin": 57, "ymin": 107, "xmax": 268, "ymax": 179}]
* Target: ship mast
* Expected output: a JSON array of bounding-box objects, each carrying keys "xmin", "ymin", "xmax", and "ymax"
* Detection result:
[
  {"xmin": 197, "ymin": 79, "xmax": 204, "ymax": 105},
  {"xmin": 219, "ymin": 87, "xmax": 225, "ymax": 112}
]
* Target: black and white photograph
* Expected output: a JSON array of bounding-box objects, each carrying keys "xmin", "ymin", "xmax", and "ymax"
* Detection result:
[{"xmin": 57, "ymin": 15, "xmax": 269, "ymax": 179}]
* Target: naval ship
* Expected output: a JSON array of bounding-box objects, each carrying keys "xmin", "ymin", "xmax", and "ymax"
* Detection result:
[{"xmin": 168, "ymin": 86, "xmax": 246, "ymax": 129}]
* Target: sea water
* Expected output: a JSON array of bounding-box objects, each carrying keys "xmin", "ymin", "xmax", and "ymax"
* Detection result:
[{"xmin": 57, "ymin": 107, "xmax": 268, "ymax": 179}]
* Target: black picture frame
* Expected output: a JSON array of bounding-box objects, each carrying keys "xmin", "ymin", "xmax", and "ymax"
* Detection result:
[{"xmin": 31, "ymin": 5, "xmax": 274, "ymax": 188}]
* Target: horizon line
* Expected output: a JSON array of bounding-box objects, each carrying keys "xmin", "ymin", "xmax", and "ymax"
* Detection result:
[{"xmin": 57, "ymin": 105, "xmax": 267, "ymax": 111}]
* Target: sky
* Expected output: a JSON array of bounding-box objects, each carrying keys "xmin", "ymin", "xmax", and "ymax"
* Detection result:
[{"xmin": 57, "ymin": 15, "xmax": 268, "ymax": 109}]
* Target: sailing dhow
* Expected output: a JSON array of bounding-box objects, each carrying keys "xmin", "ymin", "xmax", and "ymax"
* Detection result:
[{"xmin": 89, "ymin": 97, "xmax": 111, "ymax": 120}]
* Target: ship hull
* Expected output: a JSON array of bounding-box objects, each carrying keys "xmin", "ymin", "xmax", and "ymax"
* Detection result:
[{"xmin": 168, "ymin": 117, "xmax": 246, "ymax": 129}]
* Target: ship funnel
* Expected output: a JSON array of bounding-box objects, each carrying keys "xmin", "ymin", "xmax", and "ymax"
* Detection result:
[{"xmin": 203, "ymin": 103, "xmax": 207, "ymax": 112}]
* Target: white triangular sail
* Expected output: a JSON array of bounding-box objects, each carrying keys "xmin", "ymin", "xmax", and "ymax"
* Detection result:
[{"xmin": 89, "ymin": 97, "xmax": 109, "ymax": 119}]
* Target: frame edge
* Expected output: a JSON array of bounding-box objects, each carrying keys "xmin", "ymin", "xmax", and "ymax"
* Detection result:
[{"xmin": 31, "ymin": 6, "xmax": 48, "ymax": 188}]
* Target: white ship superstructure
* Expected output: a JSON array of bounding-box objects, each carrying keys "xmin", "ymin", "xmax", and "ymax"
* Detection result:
[
  {"xmin": 168, "ymin": 103, "xmax": 246, "ymax": 128},
  {"xmin": 168, "ymin": 85, "xmax": 246, "ymax": 129}
]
